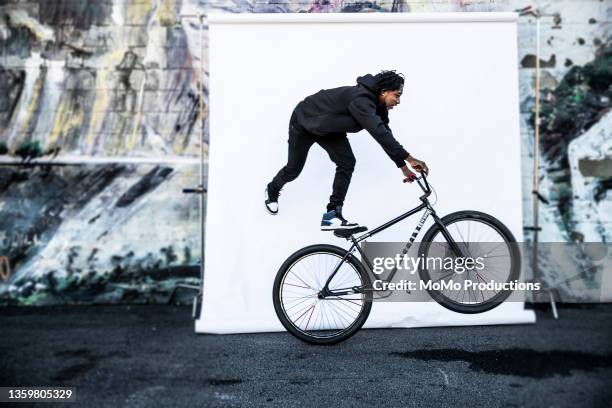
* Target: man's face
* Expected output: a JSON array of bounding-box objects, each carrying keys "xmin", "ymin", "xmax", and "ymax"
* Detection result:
[{"xmin": 379, "ymin": 89, "xmax": 402, "ymax": 110}]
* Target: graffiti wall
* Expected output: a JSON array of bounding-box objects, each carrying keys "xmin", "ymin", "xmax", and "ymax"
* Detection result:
[{"xmin": 0, "ymin": 0, "xmax": 610, "ymax": 305}]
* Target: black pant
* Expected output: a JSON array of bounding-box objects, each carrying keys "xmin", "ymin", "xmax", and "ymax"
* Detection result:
[{"xmin": 269, "ymin": 111, "xmax": 356, "ymax": 211}]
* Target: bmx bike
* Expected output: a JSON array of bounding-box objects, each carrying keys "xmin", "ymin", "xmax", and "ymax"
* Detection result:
[{"xmin": 272, "ymin": 173, "xmax": 520, "ymax": 345}]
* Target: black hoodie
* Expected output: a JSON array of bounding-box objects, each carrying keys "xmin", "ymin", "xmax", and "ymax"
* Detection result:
[{"xmin": 294, "ymin": 74, "xmax": 409, "ymax": 168}]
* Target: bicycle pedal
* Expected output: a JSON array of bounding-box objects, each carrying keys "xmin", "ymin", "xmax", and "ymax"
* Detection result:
[{"xmin": 332, "ymin": 226, "xmax": 368, "ymax": 238}]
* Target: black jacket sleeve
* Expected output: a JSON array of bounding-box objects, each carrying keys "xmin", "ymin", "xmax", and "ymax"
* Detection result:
[{"xmin": 348, "ymin": 96, "xmax": 409, "ymax": 168}]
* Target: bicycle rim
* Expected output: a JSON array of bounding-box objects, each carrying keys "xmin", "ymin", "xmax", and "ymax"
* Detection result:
[
  {"xmin": 423, "ymin": 217, "xmax": 517, "ymax": 307},
  {"xmin": 278, "ymin": 252, "xmax": 368, "ymax": 340}
]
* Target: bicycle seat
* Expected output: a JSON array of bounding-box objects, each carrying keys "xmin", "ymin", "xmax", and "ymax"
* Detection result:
[{"xmin": 332, "ymin": 226, "xmax": 368, "ymax": 238}]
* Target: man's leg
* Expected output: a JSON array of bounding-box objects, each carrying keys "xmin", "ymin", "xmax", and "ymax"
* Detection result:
[
  {"xmin": 268, "ymin": 123, "xmax": 316, "ymax": 194},
  {"xmin": 316, "ymin": 134, "xmax": 356, "ymax": 212}
]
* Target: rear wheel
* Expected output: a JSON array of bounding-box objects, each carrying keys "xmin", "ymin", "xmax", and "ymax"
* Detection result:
[
  {"xmin": 273, "ymin": 244, "xmax": 372, "ymax": 345},
  {"xmin": 418, "ymin": 211, "xmax": 520, "ymax": 314}
]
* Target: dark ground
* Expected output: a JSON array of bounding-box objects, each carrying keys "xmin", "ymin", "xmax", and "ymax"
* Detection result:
[{"xmin": 1, "ymin": 304, "xmax": 611, "ymax": 408}]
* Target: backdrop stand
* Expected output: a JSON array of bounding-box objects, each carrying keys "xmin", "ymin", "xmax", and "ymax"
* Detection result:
[
  {"xmin": 517, "ymin": 6, "xmax": 558, "ymax": 319},
  {"xmin": 169, "ymin": 13, "xmax": 207, "ymax": 319}
]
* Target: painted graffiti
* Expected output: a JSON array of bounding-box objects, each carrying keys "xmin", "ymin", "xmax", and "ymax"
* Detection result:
[{"xmin": 0, "ymin": 0, "xmax": 609, "ymax": 304}]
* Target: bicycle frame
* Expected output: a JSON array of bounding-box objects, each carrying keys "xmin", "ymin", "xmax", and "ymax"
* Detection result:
[{"xmin": 320, "ymin": 174, "xmax": 466, "ymax": 298}]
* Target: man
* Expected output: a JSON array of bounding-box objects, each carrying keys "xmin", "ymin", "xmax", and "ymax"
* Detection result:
[{"xmin": 265, "ymin": 70, "xmax": 428, "ymax": 230}]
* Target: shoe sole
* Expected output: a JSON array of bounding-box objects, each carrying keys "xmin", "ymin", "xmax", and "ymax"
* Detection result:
[
  {"xmin": 265, "ymin": 188, "xmax": 278, "ymax": 215},
  {"xmin": 321, "ymin": 225, "xmax": 360, "ymax": 230}
]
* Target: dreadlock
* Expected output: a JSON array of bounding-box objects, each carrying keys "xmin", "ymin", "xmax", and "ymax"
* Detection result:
[{"xmin": 374, "ymin": 70, "xmax": 404, "ymax": 93}]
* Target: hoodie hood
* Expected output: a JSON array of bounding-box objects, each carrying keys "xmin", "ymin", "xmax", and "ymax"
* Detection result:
[
  {"xmin": 356, "ymin": 74, "xmax": 379, "ymax": 95},
  {"xmin": 357, "ymin": 74, "xmax": 388, "ymax": 117}
]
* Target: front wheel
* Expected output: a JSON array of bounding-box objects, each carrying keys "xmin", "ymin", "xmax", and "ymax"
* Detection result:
[
  {"xmin": 418, "ymin": 211, "xmax": 521, "ymax": 314},
  {"xmin": 273, "ymin": 244, "xmax": 372, "ymax": 345}
]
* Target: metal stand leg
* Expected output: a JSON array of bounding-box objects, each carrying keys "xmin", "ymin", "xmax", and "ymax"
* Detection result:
[
  {"xmin": 549, "ymin": 290, "xmax": 558, "ymax": 320},
  {"xmin": 518, "ymin": 6, "xmax": 560, "ymax": 320},
  {"xmin": 169, "ymin": 13, "xmax": 208, "ymax": 321},
  {"xmin": 168, "ymin": 284, "xmax": 202, "ymax": 318}
]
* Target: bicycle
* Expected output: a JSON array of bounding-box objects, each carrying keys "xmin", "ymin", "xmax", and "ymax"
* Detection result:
[{"xmin": 272, "ymin": 173, "xmax": 521, "ymax": 345}]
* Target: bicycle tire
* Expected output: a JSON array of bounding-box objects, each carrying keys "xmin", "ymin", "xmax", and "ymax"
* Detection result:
[
  {"xmin": 273, "ymin": 244, "xmax": 373, "ymax": 345},
  {"xmin": 418, "ymin": 211, "xmax": 521, "ymax": 314}
]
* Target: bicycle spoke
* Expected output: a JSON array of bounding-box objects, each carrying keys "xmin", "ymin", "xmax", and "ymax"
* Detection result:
[
  {"xmin": 279, "ymin": 251, "xmax": 367, "ymax": 339},
  {"xmin": 424, "ymin": 217, "xmax": 516, "ymax": 307}
]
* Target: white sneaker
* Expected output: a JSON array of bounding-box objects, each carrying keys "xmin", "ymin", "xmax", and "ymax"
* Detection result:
[{"xmin": 265, "ymin": 186, "xmax": 279, "ymax": 215}]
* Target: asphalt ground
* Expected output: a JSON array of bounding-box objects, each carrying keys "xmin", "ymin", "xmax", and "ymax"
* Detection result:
[{"xmin": 1, "ymin": 304, "xmax": 611, "ymax": 407}]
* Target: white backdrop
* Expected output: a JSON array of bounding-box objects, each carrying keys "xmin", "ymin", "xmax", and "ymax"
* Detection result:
[{"xmin": 196, "ymin": 12, "xmax": 535, "ymax": 334}]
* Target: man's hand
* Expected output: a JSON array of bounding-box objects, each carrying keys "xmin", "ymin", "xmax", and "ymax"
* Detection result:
[
  {"xmin": 401, "ymin": 165, "xmax": 417, "ymax": 183},
  {"xmin": 401, "ymin": 155, "xmax": 429, "ymax": 183},
  {"xmin": 407, "ymin": 155, "xmax": 429, "ymax": 174}
]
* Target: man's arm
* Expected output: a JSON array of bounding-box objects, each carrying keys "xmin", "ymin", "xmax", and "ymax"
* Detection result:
[{"xmin": 348, "ymin": 96, "xmax": 409, "ymax": 168}]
